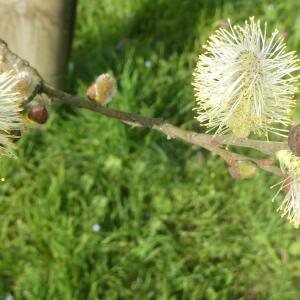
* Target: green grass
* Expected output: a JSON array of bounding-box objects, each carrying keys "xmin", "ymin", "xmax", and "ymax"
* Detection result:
[{"xmin": 1, "ymin": 0, "xmax": 300, "ymax": 299}]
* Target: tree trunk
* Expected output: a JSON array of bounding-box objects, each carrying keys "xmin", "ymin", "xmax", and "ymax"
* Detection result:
[{"xmin": 0, "ymin": 0, "xmax": 77, "ymax": 88}]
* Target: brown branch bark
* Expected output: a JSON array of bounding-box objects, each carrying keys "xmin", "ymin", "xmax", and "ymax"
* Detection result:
[{"xmin": 41, "ymin": 82, "xmax": 284, "ymax": 176}]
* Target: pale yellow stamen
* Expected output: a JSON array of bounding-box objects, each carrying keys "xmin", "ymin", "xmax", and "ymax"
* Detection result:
[{"xmin": 193, "ymin": 17, "xmax": 300, "ymax": 138}]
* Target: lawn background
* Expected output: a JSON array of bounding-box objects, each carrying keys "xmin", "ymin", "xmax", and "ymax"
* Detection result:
[{"xmin": 1, "ymin": 0, "xmax": 300, "ymax": 299}]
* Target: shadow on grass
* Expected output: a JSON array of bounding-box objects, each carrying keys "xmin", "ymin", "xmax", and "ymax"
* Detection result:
[
  {"xmin": 126, "ymin": 0, "xmax": 221, "ymax": 54},
  {"xmin": 68, "ymin": 0, "xmax": 225, "ymax": 87}
]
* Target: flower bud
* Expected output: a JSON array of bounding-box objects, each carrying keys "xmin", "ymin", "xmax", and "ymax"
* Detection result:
[
  {"xmin": 94, "ymin": 73, "xmax": 116, "ymax": 105},
  {"xmin": 86, "ymin": 84, "xmax": 96, "ymax": 101},
  {"xmin": 28, "ymin": 104, "xmax": 48, "ymax": 124},
  {"xmin": 228, "ymin": 161, "xmax": 257, "ymax": 180},
  {"xmin": 288, "ymin": 124, "xmax": 300, "ymax": 156}
]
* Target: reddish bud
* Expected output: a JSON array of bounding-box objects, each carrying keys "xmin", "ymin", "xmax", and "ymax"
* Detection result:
[
  {"xmin": 28, "ymin": 104, "xmax": 48, "ymax": 124},
  {"xmin": 288, "ymin": 125, "xmax": 300, "ymax": 156},
  {"xmin": 87, "ymin": 84, "xmax": 96, "ymax": 101}
]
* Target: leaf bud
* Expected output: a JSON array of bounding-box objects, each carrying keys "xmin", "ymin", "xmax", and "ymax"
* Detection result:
[{"xmin": 228, "ymin": 160, "xmax": 257, "ymax": 180}]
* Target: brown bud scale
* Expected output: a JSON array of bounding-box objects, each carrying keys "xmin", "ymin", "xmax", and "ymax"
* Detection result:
[
  {"xmin": 87, "ymin": 84, "xmax": 96, "ymax": 101},
  {"xmin": 288, "ymin": 124, "xmax": 300, "ymax": 156}
]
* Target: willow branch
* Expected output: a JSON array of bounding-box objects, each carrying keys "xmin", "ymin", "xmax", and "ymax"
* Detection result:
[
  {"xmin": 205, "ymin": 145, "xmax": 282, "ymax": 176},
  {"xmin": 41, "ymin": 82, "xmax": 284, "ymax": 176}
]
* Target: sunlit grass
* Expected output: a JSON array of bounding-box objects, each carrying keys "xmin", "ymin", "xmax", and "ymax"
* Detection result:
[{"xmin": 1, "ymin": 0, "xmax": 300, "ymax": 299}]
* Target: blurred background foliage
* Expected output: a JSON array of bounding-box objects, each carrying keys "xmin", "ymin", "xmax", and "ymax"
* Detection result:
[{"xmin": 1, "ymin": 0, "xmax": 300, "ymax": 299}]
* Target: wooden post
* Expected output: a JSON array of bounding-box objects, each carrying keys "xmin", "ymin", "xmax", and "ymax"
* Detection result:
[{"xmin": 0, "ymin": 0, "xmax": 77, "ymax": 88}]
